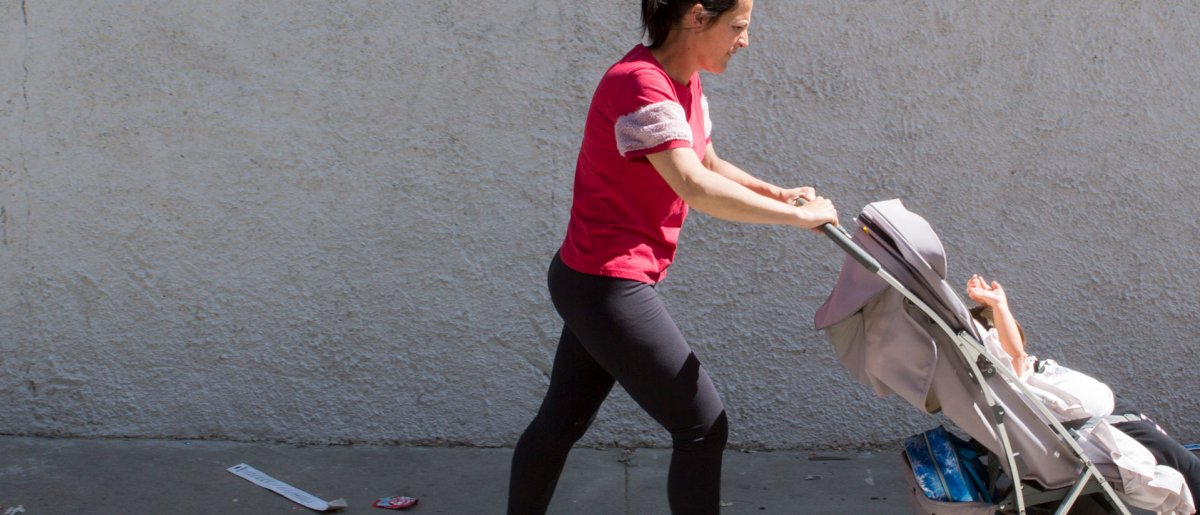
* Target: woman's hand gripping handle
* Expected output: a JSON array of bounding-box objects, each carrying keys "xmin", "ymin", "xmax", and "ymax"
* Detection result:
[{"xmin": 792, "ymin": 196, "xmax": 881, "ymax": 274}]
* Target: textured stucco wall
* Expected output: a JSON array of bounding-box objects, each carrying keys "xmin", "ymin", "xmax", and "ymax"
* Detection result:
[{"xmin": 1, "ymin": 1, "xmax": 1197, "ymax": 449}]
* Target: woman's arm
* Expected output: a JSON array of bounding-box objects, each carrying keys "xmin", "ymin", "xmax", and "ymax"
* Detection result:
[
  {"xmin": 701, "ymin": 142, "xmax": 809, "ymax": 203},
  {"xmin": 967, "ymin": 275, "xmax": 1029, "ymax": 376},
  {"xmin": 646, "ymin": 147, "xmax": 836, "ymax": 229}
]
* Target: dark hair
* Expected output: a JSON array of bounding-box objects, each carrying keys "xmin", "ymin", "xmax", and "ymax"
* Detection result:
[
  {"xmin": 969, "ymin": 306, "xmax": 1027, "ymax": 346},
  {"xmin": 641, "ymin": 0, "xmax": 739, "ymax": 49}
]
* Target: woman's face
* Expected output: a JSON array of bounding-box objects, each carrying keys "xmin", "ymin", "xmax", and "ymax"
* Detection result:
[{"xmin": 696, "ymin": 0, "xmax": 753, "ymax": 74}]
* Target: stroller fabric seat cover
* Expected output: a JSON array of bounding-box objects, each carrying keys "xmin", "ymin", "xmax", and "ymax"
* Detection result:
[{"xmin": 824, "ymin": 287, "xmax": 938, "ymax": 411}]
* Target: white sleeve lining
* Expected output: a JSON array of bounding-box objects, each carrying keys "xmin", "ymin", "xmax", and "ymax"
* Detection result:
[{"xmin": 614, "ymin": 100, "xmax": 692, "ymax": 157}]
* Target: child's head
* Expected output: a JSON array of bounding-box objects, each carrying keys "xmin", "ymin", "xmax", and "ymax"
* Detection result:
[{"xmin": 969, "ymin": 305, "xmax": 1026, "ymax": 346}]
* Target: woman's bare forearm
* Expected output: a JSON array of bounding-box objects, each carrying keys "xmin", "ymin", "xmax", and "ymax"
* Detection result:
[{"xmin": 647, "ymin": 148, "xmax": 835, "ymax": 229}]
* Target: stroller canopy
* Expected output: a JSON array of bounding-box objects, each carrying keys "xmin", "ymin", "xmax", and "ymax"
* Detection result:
[{"xmin": 814, "ymin": 199, "xmax": 978, "ymax": 413}]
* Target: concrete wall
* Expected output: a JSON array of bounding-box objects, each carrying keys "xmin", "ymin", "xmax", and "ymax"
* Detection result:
[{"xmin": 1, "ymin": 0, "xmax": 1196, "ymax": 448}]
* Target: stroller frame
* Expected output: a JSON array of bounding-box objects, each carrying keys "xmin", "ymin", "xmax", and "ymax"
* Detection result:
[{"xmin": 812, "ymin": 206, "xmax": 1131, "ymax": 515}]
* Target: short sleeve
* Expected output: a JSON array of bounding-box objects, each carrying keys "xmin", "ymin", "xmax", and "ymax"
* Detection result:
[
  {"xmin": 615, "ymin": 101, "xmax": 691, "ymax": 157},
  {"xmin": 606, "ymin": 68, "xmax": 693, "ymax": 159}
]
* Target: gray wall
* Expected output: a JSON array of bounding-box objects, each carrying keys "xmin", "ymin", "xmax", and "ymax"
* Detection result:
[{"xmin": 1, "ymin": 1, "xmax": 1197, "ymax": 448}]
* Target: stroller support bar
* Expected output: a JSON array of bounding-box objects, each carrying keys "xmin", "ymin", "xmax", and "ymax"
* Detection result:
[
  {"xmin": 791, "ymin": 197, "xmax": 881, "ymax": 273},
  {"xmin": 821, "ymin": 224, "xmax": 882, "ymax": 273},
  {"xmin": 994, "ymin": 473, "xmax": 1104, "ymax": 514},
  {"xmin": 1057, "ymin": 471, "xmax": 1100, "ymax": 515},
  {"xmin": 951, "ymin": 331, "xmax": 1030, "ymax": 514}
]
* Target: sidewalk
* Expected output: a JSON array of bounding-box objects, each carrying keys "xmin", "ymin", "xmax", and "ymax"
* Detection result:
[{"xmin": 0, "ymin": 436, "xmax": 910, "ymax": 514}]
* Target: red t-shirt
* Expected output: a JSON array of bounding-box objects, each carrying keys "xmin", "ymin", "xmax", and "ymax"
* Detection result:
[{"xmin": 559, "ymin": 45, "xmax": 711, "ymax": 284}]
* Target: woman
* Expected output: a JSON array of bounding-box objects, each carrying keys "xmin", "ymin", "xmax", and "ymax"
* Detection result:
[
  {"xmin": 507, "ymin": 1, "xmax": 838, "ymax": 513},
  {"xmin": 967, "ymin": 274, "xmax": 1199, "ymax": 510}
]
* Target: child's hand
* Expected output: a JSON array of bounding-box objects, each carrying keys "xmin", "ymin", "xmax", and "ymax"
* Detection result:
[{"xmin": 966, "ymin": 274, "xmax": 1008, "ymax": 307}]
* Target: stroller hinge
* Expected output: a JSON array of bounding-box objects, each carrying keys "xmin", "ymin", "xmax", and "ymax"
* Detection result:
[
  {"xmin": 975, "ymin": 354, "xmax": 996, "ymax": 378},
  {"xmin": 991, "ymin": 405, "xmax": 1006, "ymax": 424}
]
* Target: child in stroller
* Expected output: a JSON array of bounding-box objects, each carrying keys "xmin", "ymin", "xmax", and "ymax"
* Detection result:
[{"xmin": 965, "ymin": 273, "xmax": 1200, "ymax": 510}]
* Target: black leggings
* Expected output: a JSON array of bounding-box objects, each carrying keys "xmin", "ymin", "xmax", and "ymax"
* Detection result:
[{"xmin": 507, "ymin": 253, "xmax": 728, "ymax": 515}]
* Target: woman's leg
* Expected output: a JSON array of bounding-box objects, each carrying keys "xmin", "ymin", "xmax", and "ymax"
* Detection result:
[
  {"xmin": 546, "ymin": 256, "xmax": 727, "ymax": 514},
  {"xmin": 507, "ymin": 325, "xmax": 616, "ymax": 515},
  {"xmin": 508, "ymin": 254, "xmax": 727, "ymax": 514}
]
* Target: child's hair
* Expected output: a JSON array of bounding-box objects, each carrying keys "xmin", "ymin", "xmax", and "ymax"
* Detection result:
[{"xmin": 969, "ymin": 306, "xmax": 1027, "ymax": 346}]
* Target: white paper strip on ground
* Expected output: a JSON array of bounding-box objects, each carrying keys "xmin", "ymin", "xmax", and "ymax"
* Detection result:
[{"xmin": 227, "ymin": 463, "xmax": 347, "ymax": 511}]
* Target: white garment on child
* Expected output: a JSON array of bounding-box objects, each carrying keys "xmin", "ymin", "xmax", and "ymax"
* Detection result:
[
  {"xmin": 1024, "ymin": 359, "xmax": 1115, "ymax": 422},
  {"xmin": 1078, "ymin": 420, "xmax": 1196, "ymax": 515},
  {"xmin": 977, "ymin": 327, "xmax": 1114, "ymax": 422},
  {"xmin": 976, "ymin": 325, "xmax": 1194, "ymax": 514}
]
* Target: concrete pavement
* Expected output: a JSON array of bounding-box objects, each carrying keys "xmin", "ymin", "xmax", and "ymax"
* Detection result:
[{"xmin": 0, "ymin": 436, "xmax": 911, "ymax": 514}]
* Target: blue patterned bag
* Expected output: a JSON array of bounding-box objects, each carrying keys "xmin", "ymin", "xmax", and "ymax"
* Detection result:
[{"xmin": 903, "ymin": 425, "xmax": 991, "ymax": 503}]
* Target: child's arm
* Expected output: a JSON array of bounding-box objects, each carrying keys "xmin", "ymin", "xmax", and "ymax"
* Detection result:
[{"xmin": 967, "ymin": 275, "xmax": 1030, "ymax": 377}]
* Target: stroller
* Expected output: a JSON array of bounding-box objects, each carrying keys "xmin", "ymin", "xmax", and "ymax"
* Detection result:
[{"xmin": 810, "ymin": 199, "xmax": 1194, "ymax": 514}]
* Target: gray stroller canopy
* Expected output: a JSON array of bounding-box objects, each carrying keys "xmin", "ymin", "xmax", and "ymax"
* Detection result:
[{"xmin": 814, "ymin": 198, "xmax": 979, "ymax": 413}]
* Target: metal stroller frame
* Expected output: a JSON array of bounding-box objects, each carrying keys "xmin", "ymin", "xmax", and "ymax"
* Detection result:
[{"xmin": 807, "ymin": 199, "xmax": 1131, "ymax": 515}]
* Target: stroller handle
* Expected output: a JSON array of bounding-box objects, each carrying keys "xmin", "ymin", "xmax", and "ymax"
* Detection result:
[{"xmin": 793, "ymin": 197, "xmax": 881, "ymax": 273}]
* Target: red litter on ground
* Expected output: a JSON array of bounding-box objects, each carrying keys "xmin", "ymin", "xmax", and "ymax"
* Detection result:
[{"xmin": 373, "ymin": 496, "xmax": 418, "ymax": 510}]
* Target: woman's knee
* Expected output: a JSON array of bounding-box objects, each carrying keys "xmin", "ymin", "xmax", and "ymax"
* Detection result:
[
  {"xmin": 561, "ymin": 413, "xmax": 599, "ymax": 443},
  {"xmin": 523, "ymin": 407, "xmax": 599, "ymax": 449},
  {"xmin": 670, "ymin": 411, "xmax": 728, "ymax": 451}
]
